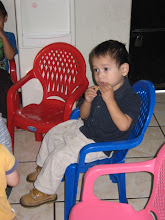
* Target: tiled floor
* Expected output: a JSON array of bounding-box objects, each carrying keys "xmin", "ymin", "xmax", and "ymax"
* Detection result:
[{"xmin": 9, "ymin": 93, "xmax": 165, "ymax": 220}]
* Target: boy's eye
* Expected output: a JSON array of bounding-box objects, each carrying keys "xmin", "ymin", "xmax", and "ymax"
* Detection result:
[
  {"xmin": 104, "ymin": 67, "xmax": 110, "ymax": 71},
  {"xmin": 93, "ymin": 68, "xmax": 99, "ymax": 73}
]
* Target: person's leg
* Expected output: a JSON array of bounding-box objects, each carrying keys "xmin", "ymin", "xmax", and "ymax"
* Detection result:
[
  {"xmin": 26, "ymin": 119, "xmax": 81, "ymax": 183},
  {"xmin": 36, "ymin": 119, "xmax": 81, "ymax": 166},
  {"xmin": 0, "ymin": 69, "xmax": 13, "ymax": 119},
  {"xmin": 20, "ymin": 119, "xmax": 85, "ymax": 207},
  {"xmin": 35, "ymin": 140, "xmax": 110, "ymax": 195},
  {"xmin": 20, "ymin": 119, "xmax": 110, "ymax": 207}
]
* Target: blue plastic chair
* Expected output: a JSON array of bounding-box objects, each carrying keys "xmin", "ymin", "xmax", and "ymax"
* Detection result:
[{"xmin": 64, "ymin": 80, "xmax": 155, "ymax": 220}]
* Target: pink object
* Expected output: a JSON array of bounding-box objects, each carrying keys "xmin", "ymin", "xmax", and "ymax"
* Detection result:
[
  {"xmin": 32, "ymin": 3, "xmax": 37, "ymax": 8},
  {"xmin": 69, "ymin": 144, "xmax": 165, "ymax": 220},
  {"xmin": 7, "ymin": 43, "xmax": 88, "ymax": 154}
]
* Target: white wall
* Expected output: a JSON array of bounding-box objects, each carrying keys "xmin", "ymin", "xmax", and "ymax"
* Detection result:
[
  {"xmin": 75, "ymin": 0, "xmax": 132, "ymax": 85},
  {"xmin": 2, "ymin": 0, "xmax": 132, "ymax": 99},
  {"xmin": 1, "ymin": 0, "xmax": 16, "ymax": 33}
]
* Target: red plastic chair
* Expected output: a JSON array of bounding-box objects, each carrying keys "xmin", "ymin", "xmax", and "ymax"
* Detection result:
[
  {"xmin": 7, "ymin": 43, "xmax": 89, "ymax": 153},
  {"xmin": 9, "ymin": 58, "xmax": 17, "ymax": 84},
  {"xmin": 69, "ymin": 143, "xmax": 165, "ymax": 220},
  {"xmin": 9, "ymin": 58, "xmax": 20, "ymax": 117}
]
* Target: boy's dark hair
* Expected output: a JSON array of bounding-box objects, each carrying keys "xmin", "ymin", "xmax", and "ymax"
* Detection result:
[
  {"xmin": 0, "ymin": 1, "xmax": 7, "ymax": 17},
  {"xmin": 89, "ymin": 40, "xmax": 130, "ymax": 68}
]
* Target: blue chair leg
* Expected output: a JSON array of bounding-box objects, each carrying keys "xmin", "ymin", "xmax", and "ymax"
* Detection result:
[
  {"xmin": 109, "ymin": 174, "xmax": 118, "ymax": 183},
  {"xmin": 64, "ymin": 164, "xmax": 77, "ymax": 220},
  {"xmin": 110, "ymin": 173, "xmax": 127, "ymax": 203}
]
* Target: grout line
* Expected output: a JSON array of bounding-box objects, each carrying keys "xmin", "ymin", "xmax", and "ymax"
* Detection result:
[
  {"xmin": 127, "ymin": 196, "xmax": 149, "ymax": 200},
  {"xmin": 54, "ymin": 203, "xmax": 56, "ymax": 220},
  {"xmin": 10, "ymin": 202, "xmax": 20, "ymax": 205},
  {"xmin": 18, "ymin": 161, "xmax": 36, "ymax": 163},
  {"xmin": 153, "ymin": 113, "xmax": 165, "ymax": 137}
]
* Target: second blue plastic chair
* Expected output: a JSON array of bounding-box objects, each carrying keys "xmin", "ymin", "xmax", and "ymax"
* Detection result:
[{"xmin": 64, "ymin": 80, "xmax": 155, "ymax": 220}]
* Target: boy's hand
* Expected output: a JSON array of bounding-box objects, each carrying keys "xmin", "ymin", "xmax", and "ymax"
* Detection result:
[
  {"xmin": 99, "ymin": 83, "xmax": 114, "ymax": 104},
  {"xmin": 84, "ymin": 86, "xmax": 98, "ymax": 103}
]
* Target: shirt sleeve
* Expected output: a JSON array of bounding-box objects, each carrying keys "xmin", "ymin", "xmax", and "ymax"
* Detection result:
[
  {"xmin": 0, "ymin": 144, "xmax": 18, "ymax": 175},
  {"xmin": 119, "ymin": 91, "xmax": 141, "ymax": 121},
  {"xmin": 6, "ymin": 32, "xmax": 18, "ymax": 55}
]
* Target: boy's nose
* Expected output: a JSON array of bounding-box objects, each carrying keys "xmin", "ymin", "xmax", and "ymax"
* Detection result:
[{"xmin": 98, "ymin": 70, "xmax": 104, "ymax": 78}]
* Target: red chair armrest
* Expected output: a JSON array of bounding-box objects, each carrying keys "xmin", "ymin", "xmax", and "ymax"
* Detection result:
[
  {"xmin": 7, "ymin": 70, "xmax": 35, "ymax": 114},
  {"xmin": 9, "ymin": 59, "xmax": 17, "ymax": 83},
  {"xmin": 64, "ymin": 79, "xmax": 88, "ymax": 121}
]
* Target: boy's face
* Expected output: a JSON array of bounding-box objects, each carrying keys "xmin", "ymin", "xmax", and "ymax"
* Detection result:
[
  {"xmin": 92, "ymin": 55, "xmax": 129, "ymax": 91},
  {"xmin": 0, "ymin": 12, "xmax": 7, "ymax": 29}
]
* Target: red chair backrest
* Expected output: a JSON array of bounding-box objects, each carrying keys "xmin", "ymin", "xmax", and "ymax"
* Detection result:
[{"xmin": 33, "ymin": 42, "xmax": 86, "ymax": 102}]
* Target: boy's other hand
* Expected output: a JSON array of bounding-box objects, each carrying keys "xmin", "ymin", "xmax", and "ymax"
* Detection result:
[
  {"xmin": 99, "ymin": 83, "xmax": 114, "ymax": 104},
  {"xmin": 85, "ymin": 86, "xmax": 98, "ymax": 103}
]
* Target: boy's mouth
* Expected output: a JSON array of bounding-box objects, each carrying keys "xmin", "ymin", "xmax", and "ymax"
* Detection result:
[{"xmin": 98, "ymin": 82, "xmax": 105, "ymax": 85}]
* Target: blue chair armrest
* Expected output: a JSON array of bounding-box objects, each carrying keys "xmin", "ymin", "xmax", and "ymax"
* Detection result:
[
  {"xmin": 70, "ymin": 108, "xmax": 80, "ymax": 119},
  {"xmin": 78, "ymin": 137, "xmax": 143, "ymax": 166}
]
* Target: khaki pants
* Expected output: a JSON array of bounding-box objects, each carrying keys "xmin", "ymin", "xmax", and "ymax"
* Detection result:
[{"xmin": 34, "ymin": 119, "xmax": 109, "ymax": 195}]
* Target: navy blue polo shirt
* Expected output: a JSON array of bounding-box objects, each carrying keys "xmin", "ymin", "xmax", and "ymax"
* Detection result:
[{"xmin": 79, "ymin": 77, "xmax": 141, "ymax": 156}]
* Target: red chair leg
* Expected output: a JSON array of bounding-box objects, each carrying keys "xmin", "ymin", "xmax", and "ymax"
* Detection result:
[{"xmin": 35, "ymin": 132, "xmax": 43, "ymax": 141}]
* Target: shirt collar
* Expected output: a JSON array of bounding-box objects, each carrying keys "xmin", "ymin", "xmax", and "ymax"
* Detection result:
[{"xmin": 114, "ymin": 77, "xmax": 131, "ymax": 99}]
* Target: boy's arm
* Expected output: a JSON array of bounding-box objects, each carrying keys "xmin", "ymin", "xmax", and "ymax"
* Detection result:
[
  {"xmin": 100, "ymin": 83, "xmax": 132, "ymax": 131},
  {"xmin": 0, "ymin": 28, "xmax": 16, "ymax": 60},
  {"xmin": 106, "ymin": 99, "xmax": 132, "ymax": 131},
  {"xmin": 80, "ymin": 100, "xmax": 92, "ymax": 119},
  {"xmin": 0, "ymin": 144, "xmax": 20, "ymax": 187},
  {"xmin": 6, "ymin": 169, "xmax": 20, "ymax": 187},
  {"xmin": 80, "ymin": 86, "xmax": 97, "ymax": 119}
]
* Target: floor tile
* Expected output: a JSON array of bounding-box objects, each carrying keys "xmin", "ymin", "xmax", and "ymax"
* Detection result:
[
  {"xmin": 127, "ymin": 127, "xmax": 165, "ymax": 158},
  {"xmin": 126, "ymin": 172, "xmax": 152, "ymax": 198},
  {"xmin": 161, "ymin": 127, "xmax": 165, "ymax": 136},
  {"xmin": 9, "ymin": 162, "xmax": 36, "ymax": 203},
  {"xmin": 154, "ymin": 103, "xmax": 165, "ymax": 126},
  {"xmin": 149, "ymin": 114, "xmax": 158, "ymax": 126},
  {"xmin": 155, "ymin": 92, "xmax": 165, "ymax": 103},
  {"xmin": 55, "ymin": 202, "xmax": 64, "ymax": 220},
  {"xmin": 93, "ymin": 174, "xmax": 118, "ymax": 200},
  {"xmin": 11, "ymin": 203, "xmax": 54, "ymax": 220},
  {"xmin": 14, "ymin": 130, "xmax": 41, "ymax": 162},
  {"xmin": 56, "ymin": 173, "xmax": 85, "ymax": 202},
  {"xmin": 127, "ymin": 198, "xmax": 149, "ymax": 211}
]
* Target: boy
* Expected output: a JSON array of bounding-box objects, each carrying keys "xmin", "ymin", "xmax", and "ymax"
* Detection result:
[
  {"xmin": 0, "ymin": 144, "xmax": 19, "ymax": 220},
  {"xmin": 20, "ymin": 40, "xmax": 141, "ymax": 207},
  {"xmin": 0, "ymin": 1, "xmax": 18, "ymax": 120}
]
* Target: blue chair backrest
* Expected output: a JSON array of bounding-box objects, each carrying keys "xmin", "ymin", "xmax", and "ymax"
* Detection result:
[
  {"xmin": 107, "ymin": 80, "xmax": 155, "ymax": 164},
  {"xmin": 129, "ymin": 80, "xmax": 155, "ymax": 140}
]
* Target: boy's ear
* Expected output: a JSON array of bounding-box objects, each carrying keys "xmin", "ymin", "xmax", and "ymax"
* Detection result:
[
  {"xmin": 121, "ymin": 63, "xmax": 129, "ymax": 76},
  {"xmin": 4, "ymin": 15, "xmax": 8, "ymax": 23}
]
